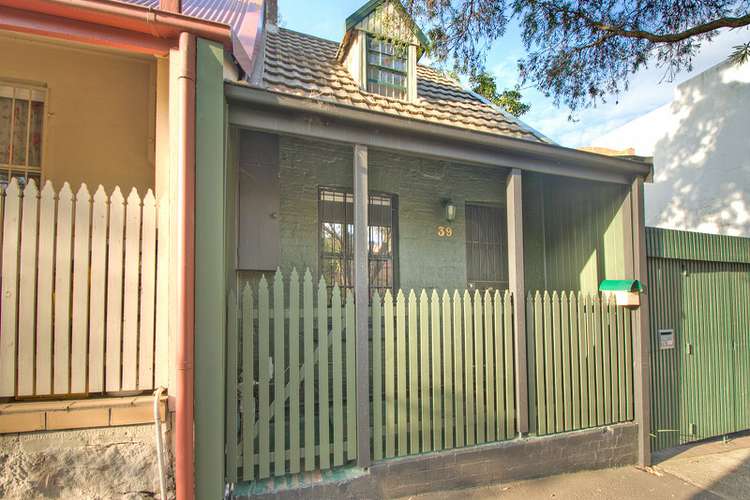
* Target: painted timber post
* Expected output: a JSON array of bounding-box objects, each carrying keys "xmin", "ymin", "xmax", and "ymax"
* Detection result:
[
  {"xmin": 194, "ymin": 39, "xmax": 228, "ymax": 498},
  {"xmin": 354, "ymin": 144, "xmax": 371, "ymax": 467},
  {"xmin": 506, "ymin": 168, "xmax": 529, "ymax": 435},
  {"xmin": 631, "ymin": 177, "xmax": 652, "ymax": 466}
]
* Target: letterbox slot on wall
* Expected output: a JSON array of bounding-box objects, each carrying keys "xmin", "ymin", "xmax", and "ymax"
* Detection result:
[{"xmin": 599, "ymin": 279, "xmax": 643, "ymax": 307}]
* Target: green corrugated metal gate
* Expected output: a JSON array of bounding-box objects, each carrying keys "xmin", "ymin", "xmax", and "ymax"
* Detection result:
[{"xmin": 647, "ymin": 227, "xmax": 750, "ymax": 452}]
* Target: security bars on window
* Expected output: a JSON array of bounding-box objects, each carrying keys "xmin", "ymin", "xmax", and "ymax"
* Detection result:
[{"xmin": 0, "ymin": 81, "xmax": 46, "ymax": 188}]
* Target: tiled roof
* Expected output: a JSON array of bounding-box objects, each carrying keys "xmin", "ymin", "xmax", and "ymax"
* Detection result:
[{"xmin": 260, "ymin": 28, "xmax": 545, "ymax": 142}]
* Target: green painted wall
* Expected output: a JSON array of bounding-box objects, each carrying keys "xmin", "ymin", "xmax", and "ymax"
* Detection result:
[
  {"xmin": 194, "ymin": 39, "xmax": 227, "ymax": 499},
  {"xmin": 258, "ymin": 136, "xmax": 509, "ymax": 291},
  {"xmin": 524, "ymin": 172, "xmax": 628, "ymax": 293},
  {"xmin": 238, "ymin": 136, "xmax": 629, "ymax": 294}
]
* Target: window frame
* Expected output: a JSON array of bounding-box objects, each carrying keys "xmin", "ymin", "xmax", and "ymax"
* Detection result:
[
  {"xmin": 365, "ymin": 34, "xmax": 409, "ymax": 100},
  {"xmin": 0, "ymin": 78, "xmax": 48, "ymax": 187},
  {"xmin": 317, "ymin": 185, "xmax": 399, "ymax": 295}
]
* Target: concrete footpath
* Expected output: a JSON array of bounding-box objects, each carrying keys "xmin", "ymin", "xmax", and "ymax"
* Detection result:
[{"xmin": 401, "ymin": 434, "xmax": 750, "ymax": 500}]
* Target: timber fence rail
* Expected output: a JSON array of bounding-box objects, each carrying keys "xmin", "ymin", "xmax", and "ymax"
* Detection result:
[
  {"xmin": 0, "ymin": 179, "xmax": 170, "ymax": 398},
  {"xmin": 527, "ymin": 291, "xmax": 634, "ymax": 436}
]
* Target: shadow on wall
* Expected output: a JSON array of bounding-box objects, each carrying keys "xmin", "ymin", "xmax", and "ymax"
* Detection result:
[{"xmin": 647, "ymin": 61, "xmax": 750, "ymax": 236}]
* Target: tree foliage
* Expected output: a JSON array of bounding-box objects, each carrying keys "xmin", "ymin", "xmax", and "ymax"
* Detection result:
[
  {"xmin": 404, "ymin": 0, "xmax": 750, "ymax": 110},
  {"xmin": 470, "ymin": 72, "xmax": 531, "ymax": 116}
]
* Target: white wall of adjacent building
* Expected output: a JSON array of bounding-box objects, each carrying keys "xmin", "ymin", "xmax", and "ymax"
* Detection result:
[{"xmin": 593, "ymin": 60, "xmax": 750, "ymax": 237}]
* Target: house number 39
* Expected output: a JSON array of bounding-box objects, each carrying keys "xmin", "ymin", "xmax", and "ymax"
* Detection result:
[{"xmin": 437, "ymin": 226, "xmax": 454, "ymax": 238}]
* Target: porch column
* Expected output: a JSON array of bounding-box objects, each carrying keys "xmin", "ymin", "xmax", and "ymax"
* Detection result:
[
  {"xmin": 631, "ymin": 177, "xmax": 652, "ymax": 466},
  {"xmin": 353, "ymin": 144, "xmax": 371, "ymax": 467},
  {"xmin": 506, "ymin": 168, "xmax": 528, "ymax": 435}
]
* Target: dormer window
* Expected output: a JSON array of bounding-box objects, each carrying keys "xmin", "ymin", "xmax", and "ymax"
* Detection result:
[
  {"xmin": 366, "ymin": 36, "xmax": 408, "ymax": 99},
  {"xmin": 337, "ymin": 0, "xmax": 430, "ymax": 103}
]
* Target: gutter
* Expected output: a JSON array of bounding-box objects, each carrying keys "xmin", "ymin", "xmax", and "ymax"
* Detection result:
[
  {"xmin": 0, "ymin": 0, "xmax": 233, "ymax": 48},
  {"xmin": 225, "ymin": 84, "xmax": 653, "ymax": 179}
]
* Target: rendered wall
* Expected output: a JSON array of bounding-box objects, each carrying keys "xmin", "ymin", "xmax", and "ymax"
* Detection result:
[
  {"xmin": 593, "ymin": 60, "xmax": 750, "ymax": 237},
  {"xmin": 0, "ymin": 32, "xmax": 156, "ymax": 193}
]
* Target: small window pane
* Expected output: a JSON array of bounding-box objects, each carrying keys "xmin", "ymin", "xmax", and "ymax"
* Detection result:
[
  {"xmin": 12, "ymin": 99, "xmax": 29, "ymax": 166},
  {"xmin": 0, "ymin": 97, "xmax": 11, "ymax": 164}
]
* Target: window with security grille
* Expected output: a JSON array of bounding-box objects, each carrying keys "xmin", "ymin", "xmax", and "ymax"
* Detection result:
[
  {"xmin": 0, "ymin": 81, "xmax": 46, "ymax": 188},
  {"xmin": 366, "ymin": 35, "xmax": 408, "ymax": 100},
  {"xmin": 319, "ymin": 187, "xmax": 397, "ymax": 295}
]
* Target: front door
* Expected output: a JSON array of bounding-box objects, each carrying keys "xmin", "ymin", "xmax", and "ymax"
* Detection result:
[{"xmin": 465, "ymin": 203, "xmax": 508, "ymax": 291}]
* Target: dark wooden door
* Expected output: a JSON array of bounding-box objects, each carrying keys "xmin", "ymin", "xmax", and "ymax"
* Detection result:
[{"xmin": 465, "ymin": 204, "xmax": 508, "ymax": 291}]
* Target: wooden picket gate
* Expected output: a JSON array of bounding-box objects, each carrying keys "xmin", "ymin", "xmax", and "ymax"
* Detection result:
[
  {"xmin": 0, "ymin": 179, "xmax": 170, "ymax": 398},
  {"xmin": 527, "ymin": 291, "xmax": 634, "ymax": 436},
  {"xmin": 226, "ymin": 270, "xmax": 358, "ymax": 482},
  {"xmin": 371, "ymin": 289, "xmax": 516, "ymax": 460}
]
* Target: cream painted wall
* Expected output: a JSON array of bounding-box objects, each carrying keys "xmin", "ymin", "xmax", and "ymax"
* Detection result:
[
  {"xmin": 593, "ymin": 60, "xmax": 750, "ymax": 237},
  {"xmin": 0, "ymin": 32, "xmax": 156, "ymax": 194}
]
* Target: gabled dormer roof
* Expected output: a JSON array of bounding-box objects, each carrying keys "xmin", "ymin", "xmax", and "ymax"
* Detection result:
[
  {"xmin": 345, "ymin": 0, "xmax": 430, "ymax": 48},
  {"xmin": 337, "ymin": 0, "xmax": 430, "ymax": 61}
]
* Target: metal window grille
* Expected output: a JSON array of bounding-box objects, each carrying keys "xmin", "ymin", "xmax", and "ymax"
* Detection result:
[
  {"xmin": 366, "ymin": 35, "xmax": 408, "ymax": 100},
  {"xmin": 319, "ymin": 187, "xmax": 397, "ymax": 295},
  {"xmin": 0, "ymin": 80, "xmax": 46, "ymax": 189}
]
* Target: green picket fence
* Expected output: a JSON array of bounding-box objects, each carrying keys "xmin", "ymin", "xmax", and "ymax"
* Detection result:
[
  {"xmin": 226, "ymin": 270, "xmax": 358, "ymax": 482},
  {"xmin": 371, "ymin": 289, "xmax": 516, "ymax": 460},
  {"xmin": 527, "ymin": 291, "xmax": 634, "ymax": 436}
]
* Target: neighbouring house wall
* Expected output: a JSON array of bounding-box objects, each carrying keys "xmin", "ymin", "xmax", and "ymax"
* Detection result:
[
  {"xmin": 0, "ymin": 425, "xmax": 173, "ymax": 499},
  {"xmin": 524, "ymin": 172, "xmax": 628, "ymax": 292},
  {"xmin": 0, "ymin": 32, "xmax": 156, "ymax": 194},
  {"xmin": 238, "ymin": 135, "xmax": 509, "ymax": 291},
  {"xmin": 593, "ymin": 60, "xmax": 750, "ymax": 237}
]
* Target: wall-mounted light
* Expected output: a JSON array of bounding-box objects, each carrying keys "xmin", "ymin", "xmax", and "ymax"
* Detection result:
[{"xmin": 443, "ymin": 199, "xmax": 456, "ymax": 222}]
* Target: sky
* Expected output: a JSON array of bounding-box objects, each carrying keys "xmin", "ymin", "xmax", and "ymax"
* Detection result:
[{"xmin": 278, "ymin": 0, "xmax": 749, "ymax": 147}]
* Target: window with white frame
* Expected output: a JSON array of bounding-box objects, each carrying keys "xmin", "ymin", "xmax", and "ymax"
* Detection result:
[
  {"xmin": 366, "ymin": 35, "xmax": 408, "ymax": 100},
  {"xmin": 0, "ymin": 81, "xmax": 46, "ymax": 188}
]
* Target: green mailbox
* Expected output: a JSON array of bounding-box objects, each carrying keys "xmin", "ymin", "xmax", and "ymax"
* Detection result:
[{"xmin": 599, "ymin": 279, "xmax": 643, "ymax": 307}]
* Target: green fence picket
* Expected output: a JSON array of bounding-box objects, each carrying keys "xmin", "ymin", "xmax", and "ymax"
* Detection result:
[
  {"xmin": 561, "ymin": 292, "xmax": 572, "ymax": 432},
  {"xmin": 442, "ymin": 291, "xmax": 454, "ymax": 449},
  {"xmin": 346, "ymin": 291, "xmax": 357, "ymax": 461},
  {"xmin": 586, "ymin": 294, "xmax": 597, "ymax": 427},
  {"xmin": 601, "ymin": 295, "xmax": 612, "ymax": 425},
  {"xmin": 242, "ymin": 284, "xmax": 255, "ymax": 481},
  {"xmin": 569, "ymin": 292, "xmax": 581, "ymax": 431},
  {"xmin": 453, "ymin": 290, "xmax": 465, "ymax": 448},
  {"xmin": 431, "ymin": 291, "xmax": 442, "ymax": 450},
  {"xmin": 373, "ymin": 292, "xmax": 383, "ymax": 461},
  {"xmin": 463, "ymin": 290, "xmax": 475, "ymax": 446},
  {"xmin": 302, "ymin": 271, "xmax": 315, "ymax": 471},
  {"xmin": 484, "ymin": 290, "xmax": 495, "ymax": 442},
  {"xmin": 473, "ymin": 290, "xmax": 485, "ymax": 444},
  {"xmin": 419, "ymin": 291, "xmax": 431, "ymax": 452},
  {"xmin": 534, "ymin": 292, "xmax": 546, "ymax": 435},
  {"xmin": 331, "ymin": 286, "xmax": 344, "ymax": 466},
  {"xmin": 579, "ymin": 292, "xmax": 590, "ymax": 429},
  {"xmin": 289, "ymin": 270, "xmax": 301, "ymax": 474},
  {"xmin": 504, "ymin": 292, "xmax": 514, "ymax": 437},
  {"xmin": 396, "ymin": 290, "xmax": 408, "ymax": 456},
  {"xmin": 593, "ymin": 295, "xmax": 604, "ymax": 427},
  {"xmin": 226, "ymin": 289, "xmax": 239, "ymax": 482},
  {"xmin": 384, "ymin": 290, "xmax": 396, "ymax": 458},
  {"xmin": 408, "ymin": 291, "xmax": 419, "ymax": 454},
  {"xmin": 258, "ymin": 276, "xmax": 271, "ymax": 479},
  {"xmin": 317, "ymin": 277, "xmax": 330, "ymax": 470},
  {"xmin": 494, "ymin": 291, "xmax": 505, "ymax": 439},
  {"xmin": 552, "ymin": 292, "xmax": 563, "ymax": 433},
  {"xmin": 273, "ymin": 271, "xmax": 286, "ymax": 476}
]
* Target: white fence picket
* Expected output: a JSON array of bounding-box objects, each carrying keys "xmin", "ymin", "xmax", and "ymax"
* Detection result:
[
  {"xmin": 0, "ymin": 180, "xmax": 21, "ymax": 397},
  {"xmin": 17, "ymin": 180, "xmax": 39, "ymax": 396},
  {"xmin": 71, "ymin": 184, "xmax": 91, "ymax": 394},
  {"xmin": 121, "ymin": 188, "xmax": 142, "ymax": 391},
  {"xmin": 88, "ymin": 186, "xmax": 108, "ymax": 392},
  {"xmin": 0, "ymin": 181, "xmax": 169, "ymax": 398},
  {"xmin": 53, "ymin": 183, "xmax": 74, "ymax": 394},
  {"xmin": 36, "ymin": 182, "xmax": 56, "ymax": 395}
]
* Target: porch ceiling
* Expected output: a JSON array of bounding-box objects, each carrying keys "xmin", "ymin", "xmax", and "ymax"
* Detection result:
[{"xmin": 226, "ymin": 84, "xmax": 653, "ymax": 185}]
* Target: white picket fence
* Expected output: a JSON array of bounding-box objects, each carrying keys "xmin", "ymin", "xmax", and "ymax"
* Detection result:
[{"xmin": 0, "ymin": 179, "xmax": 170, "ymax": 398}]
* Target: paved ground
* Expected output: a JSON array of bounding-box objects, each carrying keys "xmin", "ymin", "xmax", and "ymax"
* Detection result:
[{"xmin": 401, "ymin": 434, "xmax": 750, "ymax": 500}]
